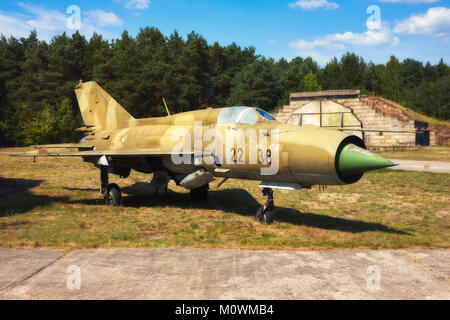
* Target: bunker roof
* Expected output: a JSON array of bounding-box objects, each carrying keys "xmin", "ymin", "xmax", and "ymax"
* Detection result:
[{"xmin": 290, "ymin": 90, "xmax": 360, "ymax": 101}]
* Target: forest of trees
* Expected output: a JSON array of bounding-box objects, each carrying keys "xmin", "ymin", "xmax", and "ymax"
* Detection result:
[{"xmin": 0, "ymin": 28, "xmax": 449, "ymax": 147}]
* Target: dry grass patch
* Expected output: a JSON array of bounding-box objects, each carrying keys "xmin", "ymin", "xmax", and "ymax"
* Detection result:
[{"xmin": 0, "ymin": 148, "xmax": 449, "ymax": 250}]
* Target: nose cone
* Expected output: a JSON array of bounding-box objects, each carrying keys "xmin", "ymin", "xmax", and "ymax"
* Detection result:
[{"xmin": 338, "ymin": 144, "xmax": 396, "ymax": 177}]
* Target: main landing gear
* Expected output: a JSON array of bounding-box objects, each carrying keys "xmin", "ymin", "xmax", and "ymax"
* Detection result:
[
  {"xmin": 255, "ymin": 188, "xmax": 275, "ymax": 224},
  {"xmin": 100, "ymin": 166, "xmax": 122, "ymax": 206}
]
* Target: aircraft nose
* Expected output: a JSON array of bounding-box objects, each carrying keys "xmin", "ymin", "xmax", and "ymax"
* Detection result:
[{"xmin": 338, "ymin": 144, "xmax": 396, "ymax": 177}]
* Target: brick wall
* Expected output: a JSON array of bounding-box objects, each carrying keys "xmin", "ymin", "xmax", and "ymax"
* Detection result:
[{"xmin": 336, "ymin": 99, "xmax": 417, "ymax": 148}]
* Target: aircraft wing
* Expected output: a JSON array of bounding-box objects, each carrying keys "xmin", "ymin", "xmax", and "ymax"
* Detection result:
[
  {"xmin": 335, "ymin": 128, "xmax": 421, "ymax": 133},
  {"xmin": 45, "ymin": 148, "xmax": 192, "ymax": 157},
  {"xmin": 30, "ymin": 144, "xmax": 95, "ymax": 150},
  {"xmin": 11, "ymin": 147, "xmax": 193, "ymax": 158}
]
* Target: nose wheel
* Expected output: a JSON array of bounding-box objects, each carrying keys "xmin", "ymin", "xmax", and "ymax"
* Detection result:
[
  {"xmin": 100, "ymin": 166, "xmax": 122, "ymax": 206},
  {"xmin": 255, "ymin": 188, "xmax": 275, "ymax": 224},
  {"xmin": 104, "ymin": 183, "xmax": 122, "ymax": 206}
]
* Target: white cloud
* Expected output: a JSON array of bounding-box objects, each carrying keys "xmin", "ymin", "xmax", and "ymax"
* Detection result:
[
  {"xmin": 289, "ymin": 24, "xmax": 400, "ymax": 51},
  {"xmin": 394, "ymin": 7, "xmax": 450, "ymax": 37},
  {"xmin": 292, "ymin": 49, "xmax": 339, "ymax": 66},
  {"xmin": 125, "ymin": 0, "xmax": 151, "ymax": 9},
  {"xmin": 288, "ymin": 0, "xmax": 339, "ymax": 10},
  {"xmin": 85, "ymin": 9, "xmax": 122, "ymax": 27},
  {"xmin": 287, "ymin": 5, "xmax": 449, "ymax": 65},
  {"xmin": 18, "ymin": 2, "xmax": 67, "ymax": 31},
  {"xmin": 379, "ymin": 0, "xmax": 440, "ymax": 3},
  {"xmin": 0, "ymin": 3, "xmax": 119, "ymax": 41},
  {"xmin": 0, "ymin": 13, "xmax": 31, "ymax": 39},
  {"xmin": 289, "ymin": 6, "xmax": 450, "ymax": 61}
]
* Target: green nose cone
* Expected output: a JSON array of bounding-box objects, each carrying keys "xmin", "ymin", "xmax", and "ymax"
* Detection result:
[{"xmin": 338, "ymin": 144, "xmax": 396, "ymax": 177}]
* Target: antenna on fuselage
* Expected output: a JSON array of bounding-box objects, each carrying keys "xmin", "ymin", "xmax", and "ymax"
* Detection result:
[{"xmin": 162, "ymin": 98, "xmax": 171, "ymax": 117}]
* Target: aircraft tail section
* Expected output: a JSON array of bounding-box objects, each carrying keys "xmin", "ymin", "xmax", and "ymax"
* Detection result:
[{"xmin": 75, "ymin": 81, "xmax": 135, "ymax": 129}]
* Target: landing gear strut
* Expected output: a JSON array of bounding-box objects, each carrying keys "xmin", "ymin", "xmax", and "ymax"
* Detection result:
[
  {"xmin": 255, "ymin": 188, "xmax": 275, "ymax": 224},
  {"xmin": 100, "ymin": 166, "xmax": 122, "ymax": 206}
]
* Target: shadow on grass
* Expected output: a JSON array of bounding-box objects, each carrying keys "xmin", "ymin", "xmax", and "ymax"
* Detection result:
[
  {"xmin": 0, "ymin": 220, "xmax": 31, "ymax": 230},
  {"xmin": 0, "ymin": 177, "xmax": 42, "ymax": 195},
  {"xmin": 275, "ymin": 208, "xmax": 409, "ymax": 235},
  {"xmin": 71, "ymin": 187, "xmax": 260, "ymax": 216},
  {"xmin": 72, "ymin": 183, "xmax": 408, "ymax": 235},
  {"xmin": 64, "ymin": 187, "xmax": 98, "ymax": 192},
  {"xmin": 0, "ymin": 177, "xmax": 69, "ymax": 217}
]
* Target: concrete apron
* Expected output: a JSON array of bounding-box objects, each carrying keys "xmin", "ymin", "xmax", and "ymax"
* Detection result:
[
  {"xmin": 0, "ymin": 248, "xmax": 449, "ymax": 300},
  {"xmin": 389, "ymin": 160, "xmax": 450, "ymax": 174}
]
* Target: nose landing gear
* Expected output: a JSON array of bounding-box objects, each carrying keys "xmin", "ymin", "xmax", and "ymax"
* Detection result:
[
  {"xmin": 100, "ymin": 166, "xmax": 122, "ymax": 206},
  {"xmin": 255, "ymin": 188, "xmax": 275, "ymax": 224}
]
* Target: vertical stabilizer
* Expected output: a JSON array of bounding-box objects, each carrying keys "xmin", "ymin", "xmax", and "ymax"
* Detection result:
[{"xmin": 75, "ymin": 81, "xmax": 135, "ymax": 129}]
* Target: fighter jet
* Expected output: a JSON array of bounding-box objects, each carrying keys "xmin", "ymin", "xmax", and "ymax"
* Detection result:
[{"xmin": 16, "ymin": 81, "xmax": 395, "ymax": 224}]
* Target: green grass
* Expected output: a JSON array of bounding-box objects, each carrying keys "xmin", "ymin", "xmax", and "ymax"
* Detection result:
[{"xmin": 0, "ymin": 149, "xmax": 449, "ymax": 250}]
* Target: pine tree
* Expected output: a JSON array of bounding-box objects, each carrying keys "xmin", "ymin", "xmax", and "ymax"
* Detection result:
[
  {"xmin": 181, "ymin": 32, "xmax": 211, "ymax": 111},
  {"xmin": 401, "ymin": 58, "xmax": 423, "ymax": 89},
  {"xmin": 227, "ymin": 59, "xmax": 282, "ymax": 111},
  {"xmin": 319, "ymin": 57, "xmax": 341, "ymax": 90},
  {"xmin": 382, "ymin": 56, "xmax": 403, "ymax": 101},
  {"xmin": 163, "ymin": 30, "xmax": 188, "ymax": 114},
  {"xmin": 365, "ymin": 62, "xmax": 385, "ymax": 95},
  {"xmin": 340, "ymin": 52, "xmax": 366, "ymax": 89},
  {"xmin": 301, "ymin": 72, "xmax": 322, "ymax": 92}
]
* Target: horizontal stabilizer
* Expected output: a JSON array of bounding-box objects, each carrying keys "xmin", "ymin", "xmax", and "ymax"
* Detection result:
[{"xmin": 31, "ymin": 144, "xmax": 94, "ymax": 150}]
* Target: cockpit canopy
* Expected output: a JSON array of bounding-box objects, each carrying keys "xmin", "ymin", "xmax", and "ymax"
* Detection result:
[{"xmin": 217, "ymin": 107, "xmax": 276, "ymax": 125}]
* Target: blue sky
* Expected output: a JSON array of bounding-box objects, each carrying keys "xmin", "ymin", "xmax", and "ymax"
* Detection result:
[{"xmin": 0, "ymin": 0, "xmax": 449, "ymax": 65}]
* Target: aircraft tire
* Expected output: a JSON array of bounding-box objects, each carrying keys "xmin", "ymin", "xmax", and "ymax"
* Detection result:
[
  {"xmin": 255, "ymin": 207, "xmax": 275, "ymax": 225},
  {"xmin": 190, "ymin": 184, "xmax": 209, "ymax": 201},
  {"xmin": 265, "ymin": 209, "xmax": 275, "ymax": 225},
  {"xmin": 255, "ymin": 207, "xmax": 265, "ymax": 224},
  {"xmin": 107, "ymin": 183, "xmax": 122, "ymax": 206}
]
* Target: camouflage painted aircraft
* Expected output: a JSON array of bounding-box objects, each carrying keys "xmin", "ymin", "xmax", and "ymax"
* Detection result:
[{"xmin": 17, "ymin": 81, "xmax": 396, "ymax": 224}]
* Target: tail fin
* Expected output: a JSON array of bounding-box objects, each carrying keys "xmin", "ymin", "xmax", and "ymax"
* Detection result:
[{"xmin": 75, "ymin": 81, "xmax": 135, "ymax": 129}]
